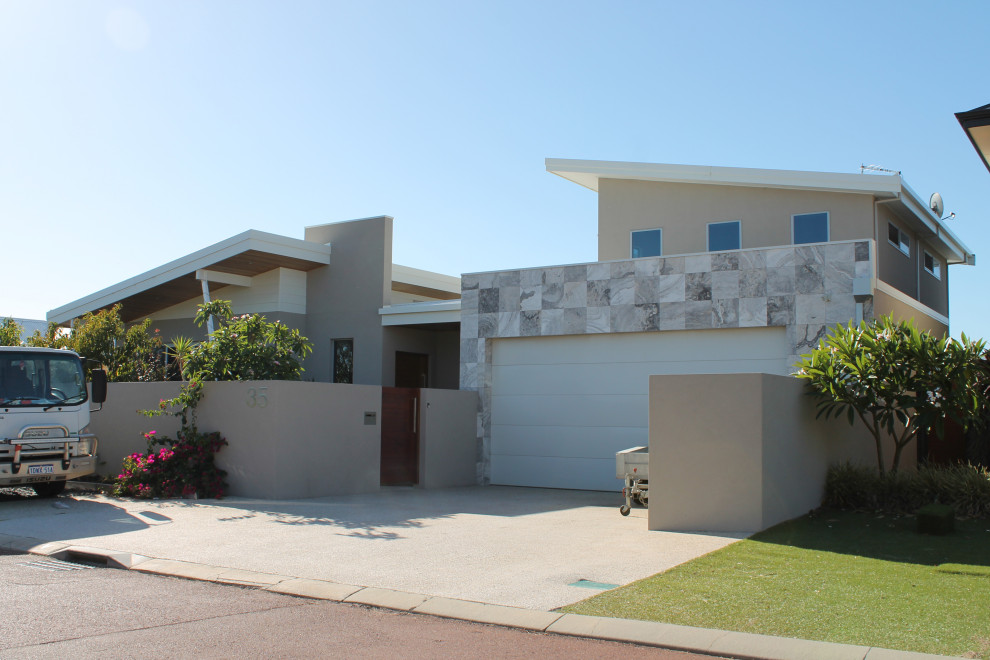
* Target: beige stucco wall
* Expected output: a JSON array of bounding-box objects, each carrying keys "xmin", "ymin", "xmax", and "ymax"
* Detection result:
[
  {"xmin": 196, "ymin": 381, "xmax": 382, "ymax": 499},
  {"xmin": 418, "ymin": 388, "xmax": 479, "ymax": 488},
  {"xmin": 304, "ymin": 217, "xmax": 392, "ymax": 384},
  {"xmin": 90, "ymin": 381, "xmax": 381, "ymax": 498},
  {"xmin": 90, "ymin": 382, "xmax": 183, "ymax": 476},
  {"xmin": 873, "ymin": 290, "xmax": 948, "ymax": 337},
  {"xmin": 90, "ymin": 381, "xmax": 479, "ymax": 498},
  {"xmin": 648, "ymin": 373, "xmax": 898, "ymax": 534},
  {"xmin": 597, "ymin": 179, "xmax": 876, "ymax": 261}
]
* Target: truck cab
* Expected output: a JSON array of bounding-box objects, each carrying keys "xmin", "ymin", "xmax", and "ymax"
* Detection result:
[{"xmin": 0, "ymin": 347, "xmax": 106, "ymax": 497}]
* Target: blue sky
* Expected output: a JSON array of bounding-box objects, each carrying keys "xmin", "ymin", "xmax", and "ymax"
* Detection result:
[{"xmin": 1, "ymin": 1, "xmax": 987, "ymax": 338}]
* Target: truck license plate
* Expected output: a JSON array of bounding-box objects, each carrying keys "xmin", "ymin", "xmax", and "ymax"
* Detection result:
[{"xmin": 28, "ymin": 464, "xmax": 55, "ymax": 475}]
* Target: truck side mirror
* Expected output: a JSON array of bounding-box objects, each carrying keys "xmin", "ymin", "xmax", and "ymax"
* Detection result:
[{"xmin": 91, "ymin": 369, "xmax": 108, "ymax": 404}]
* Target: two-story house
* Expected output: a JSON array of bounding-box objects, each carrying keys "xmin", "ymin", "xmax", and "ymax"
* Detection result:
[{"xmin": 460, "ymin": 159, "xmax": 975, "ymax": 490}]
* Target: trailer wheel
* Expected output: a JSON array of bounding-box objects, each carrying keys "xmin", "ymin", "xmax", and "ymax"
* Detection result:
[
  {"xmin": 33, "ymin": 481, "xmax": 66, "ymax": 498},
  {"xmin": 619, "ymin": 504, "xmax": 631, "ymax": 516}
]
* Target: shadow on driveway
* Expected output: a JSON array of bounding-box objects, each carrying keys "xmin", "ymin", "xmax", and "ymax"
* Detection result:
[
  {"xmin": 109, "ymin": 486, "xmax": 623, "ymax": 541},
  {"xmin": 0, "ymin": 487, "xmax": 157, "ymax": 544}
]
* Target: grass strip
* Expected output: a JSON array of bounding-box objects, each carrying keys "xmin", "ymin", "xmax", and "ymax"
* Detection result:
[{"xmin": 561, "ymin": 509, "xmax": 990, "ymax": 657}]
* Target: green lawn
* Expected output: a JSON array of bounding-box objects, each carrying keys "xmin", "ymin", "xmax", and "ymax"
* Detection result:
[{"xmin": 562, "ymin": 510, "xmax": 990, "ymax": 657}]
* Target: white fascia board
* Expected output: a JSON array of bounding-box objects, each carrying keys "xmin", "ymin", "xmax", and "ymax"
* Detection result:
[
  {"xmin": 391, "ymin": 264, "xmax": 461, "ymax": 293},
  {"xmin": 379, "ymin": 300, "xmax": 461, "ymax": 326},
  {"xmin": 47, "ymin": 230, "xmax": 332, "ymax": 323},
  {"xmin": 545, "ymin": 158, "xmax": 902, "ymax": 196}
]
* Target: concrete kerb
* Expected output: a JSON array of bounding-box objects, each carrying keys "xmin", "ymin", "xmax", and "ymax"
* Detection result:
[{"xmin": 5, "ymin": 532, "xmax": 952, "ymax": 660}]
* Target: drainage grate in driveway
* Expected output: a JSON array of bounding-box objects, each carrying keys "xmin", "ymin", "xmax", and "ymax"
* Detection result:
[
  {"xmin": 18, "ymin": 558, "xmax": 98, "ymax": 572},
  {"xmin": 568, "ymin": 579, "xmax": 620, "ymax": 590}
]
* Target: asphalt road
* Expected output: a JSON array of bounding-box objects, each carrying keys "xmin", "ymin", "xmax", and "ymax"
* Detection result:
[{"xmin": 0, "ymin": 550, "xmax": 719, "ymax": 659}]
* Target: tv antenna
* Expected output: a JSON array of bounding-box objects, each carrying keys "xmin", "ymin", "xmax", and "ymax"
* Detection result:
[{"xmin": 860, "ymin": 164, "xmax": 901, "ymax": 175}]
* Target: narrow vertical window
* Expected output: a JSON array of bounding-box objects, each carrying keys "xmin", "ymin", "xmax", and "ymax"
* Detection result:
[
  {"xmin": 631, "ymin": 228, "xmax": 662, "ymax": 258},
  {"xmin": 332, "ymin": 339, "xmax": 353, "ymax": 384},
  {"xmin": 792, "ymin": 212, "xmax": 829, "ymax": 244},
  {"xmin": 707, "ymin": 221, "xmax": 741, "ymax": 251}
]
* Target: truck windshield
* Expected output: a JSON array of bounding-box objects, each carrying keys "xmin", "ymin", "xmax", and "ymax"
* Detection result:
[{"xmin": 0, "ymin": 352, "xmax": 88, "ymax": 408}]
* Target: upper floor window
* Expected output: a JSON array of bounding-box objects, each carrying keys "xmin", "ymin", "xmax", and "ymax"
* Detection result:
[
  {"xmin": 923, "ymin": 250, "xmax": 942, "ymax": 280},
  {"xmin": 888, "ymin": 222, "xmax": 910, "ymax": 256},
  {"xmin": 707, "ymin": 221, "xmax": 741, "ymax": 252},
  {"xmin": 631, "ymin": 228, "xmax": 663, "ymax": 258},
  {"xmin": 792, "ymin": 212, "xmax": 829, "ymax": 244}
]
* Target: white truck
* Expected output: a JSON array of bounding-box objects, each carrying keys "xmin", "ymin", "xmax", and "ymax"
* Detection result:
[{"xmin": 0, "ymin": 346, "xmax": 107, "ymax": 497}]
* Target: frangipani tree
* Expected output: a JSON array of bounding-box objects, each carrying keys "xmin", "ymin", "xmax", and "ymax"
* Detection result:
[{"xmin": 795, "ymin": 316, "xmax": 986, "ymax": 475}]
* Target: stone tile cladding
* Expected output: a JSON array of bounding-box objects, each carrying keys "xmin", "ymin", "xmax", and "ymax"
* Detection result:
[{"xmin": 460, "ymin": 240, "xmax": 874, "ymax": 484}]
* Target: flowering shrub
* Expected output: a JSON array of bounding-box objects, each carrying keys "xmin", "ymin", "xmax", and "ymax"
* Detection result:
[
  {"xmin": 795, "ymin": 316, "xmax": 986, "ymax": 475},
  {"xmin": 114, "ymin": 428, "xmax": 228, "ymax": 499}
]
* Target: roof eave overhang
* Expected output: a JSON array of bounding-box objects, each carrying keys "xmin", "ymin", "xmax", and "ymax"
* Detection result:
[
  {"xmin": 545, "ymin": 158, "xmax": 903, "ymax": 196},
  {"xmin": 546, "ymin": 157, "xmax": 975, "ymax": 266},
  {"xmin": 896, "ymin": 183, "xmax": 974, "ymax": 265},
  {"xmin": 47, "ymin": 230, "xmax": 332, "ymax": 324},
  {"xmin": 956, "ymin": 104, "xmax": 990, "ymax": 174}
]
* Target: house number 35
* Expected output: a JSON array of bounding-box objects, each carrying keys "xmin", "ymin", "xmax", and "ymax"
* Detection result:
[{"xmin": 246, "ymin": 387, "xmax": 269, "ymax": 408}]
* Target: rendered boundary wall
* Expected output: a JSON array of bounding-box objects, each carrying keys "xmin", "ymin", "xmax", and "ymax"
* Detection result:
[
  {"xmin": 91, "ymin": 382, "xmax": 477, "ymax": 499},
  {"xmin": 648, "ymin": 373, "xmax": 901, "ymax": 534}
]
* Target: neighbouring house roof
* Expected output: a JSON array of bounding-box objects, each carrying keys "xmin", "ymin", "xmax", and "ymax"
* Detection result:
[
  {"xmin": 546, "ymin": 158, "xmax": 975, "ymax": 265},
  {"xmin": 48, "ymin": 230, "xmax": 333, "ymax": 324},
  {"xmin": 956, "ymin": 103, "xmax": 990, "ymax": 174}
]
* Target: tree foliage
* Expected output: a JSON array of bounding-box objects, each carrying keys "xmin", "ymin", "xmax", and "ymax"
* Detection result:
[
  {"xmin": 0, "ymin": 318, "xmax": 23, "ymax": 346},
  {"xmin": 27, "ymin": 306, "xmax": 166, "ymax": 381},
  {"xmin": 795, "ymin": 316, "xmax": 987, "ymax": 475},
  {"xmin": 182, "ymin": 300, "xmax": 312, "ymax": 381}
]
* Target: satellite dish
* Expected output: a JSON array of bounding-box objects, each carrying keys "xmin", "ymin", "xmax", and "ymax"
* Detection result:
[{"xmin": 930, "ymin": 192, "xmax": 944, "ymax": 218}]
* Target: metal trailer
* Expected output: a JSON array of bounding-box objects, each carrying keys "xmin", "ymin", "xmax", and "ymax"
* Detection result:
[{"xmin": 615, "ymin": 446, "xmax": 648, "ymax": 516}]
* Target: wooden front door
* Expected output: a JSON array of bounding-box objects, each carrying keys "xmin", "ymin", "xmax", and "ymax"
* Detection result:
[
  {"xmin": 395, "ymin": 351, "xmax": 429, "ymax": 388},
  {"xmin": 381, "ymin": 387, "xmax": 420, "ymax": 486}
]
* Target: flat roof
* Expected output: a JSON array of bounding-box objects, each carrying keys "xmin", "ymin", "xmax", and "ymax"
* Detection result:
[
  {"xmin": 48, "ymin": 230, "xmax": 332, "ymax": 324},
  {"xmin": 546, "ymin": 158, "xmax": 974, "ymax": 265}
]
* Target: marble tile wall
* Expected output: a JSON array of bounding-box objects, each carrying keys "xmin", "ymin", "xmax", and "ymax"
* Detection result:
[{"xmin": 460, "ymin": 240, "xmax": 875, "ymax": 484}]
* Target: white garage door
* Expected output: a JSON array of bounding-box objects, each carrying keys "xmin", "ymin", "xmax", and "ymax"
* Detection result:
[{"xmin": 490, "ymin": 327, "xmax": 790, "ymax": 491}]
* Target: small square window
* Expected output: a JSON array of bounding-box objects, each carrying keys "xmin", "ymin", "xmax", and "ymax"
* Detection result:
[
  {"xmin": 923, "ymin": 251, "xmax": 941, "ymax": 280},
  {"xmin": 332, "ymin": 339, "xmax": 353, "ymax": 384},
  {"xmin": 888, "ymin": 222, "xmax": 910, "ymax": 256},
  {"xmin": 631, "ymin": 229, "xmax": 662, "ymax": 258},
  {"xmin": 793, "ymin": 212, "xmax": 829, "ymax": 244},
  {"xmin": 708, "ymin": 221, "xmax": 741, "ymax": 252}
]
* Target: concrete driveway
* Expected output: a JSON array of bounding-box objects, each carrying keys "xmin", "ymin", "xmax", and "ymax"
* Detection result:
[{"xmin": 0, "ymin": 486, "xmax": 745, "ymax": 611}]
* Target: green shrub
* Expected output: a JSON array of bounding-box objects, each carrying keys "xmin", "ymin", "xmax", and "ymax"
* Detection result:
[{"xmin": 824, "ymin": 462, "xmax": 990, "ymax": 518}]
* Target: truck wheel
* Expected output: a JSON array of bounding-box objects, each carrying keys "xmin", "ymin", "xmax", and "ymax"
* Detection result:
[{"xmin": 33, "ymin": 481, "xmax": 66, "ymax": 498}]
